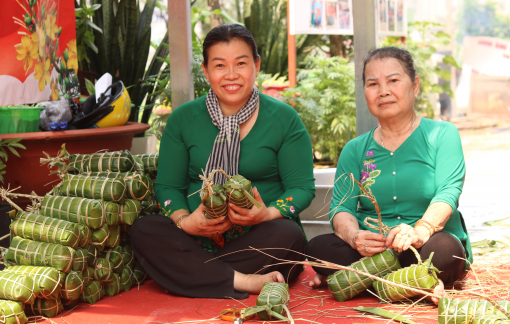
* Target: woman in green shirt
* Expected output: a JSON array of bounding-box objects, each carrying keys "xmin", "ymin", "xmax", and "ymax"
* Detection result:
[
  {"xmin": 129, "ymin": 24, "xmax": 315, "ymax": 299},
  {"xmin": 306, "ymin": 47, "xmax": 471, "ymax": 304}
]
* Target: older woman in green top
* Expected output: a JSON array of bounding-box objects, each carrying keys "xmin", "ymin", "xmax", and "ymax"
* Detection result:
[
  {"xmin": 306, "ymin": 47, "xmax": 471, "ymax": 304},
  {"xmin": 129, "ymin": 24, "xmax": 315, "ymax": 299}
]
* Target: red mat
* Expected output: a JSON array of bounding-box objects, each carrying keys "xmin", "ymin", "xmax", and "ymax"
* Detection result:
[{"xmin": 45, "ymin": 266, "xmax": 439, "ymax": 324}]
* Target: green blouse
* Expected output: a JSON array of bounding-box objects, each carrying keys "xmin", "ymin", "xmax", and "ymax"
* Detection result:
[
  {"xmin": 330, "ymin": 118, "xmax": 473, "ymax": 266},
  {"xmin": 155, "ymin": 93, "xmax": 316, "ymax": 253}
]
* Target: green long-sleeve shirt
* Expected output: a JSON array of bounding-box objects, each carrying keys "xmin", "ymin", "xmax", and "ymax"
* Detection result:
[
  {"xmin": 155, "ymin": 93, "xmax": 316, "ymax": 253},
  {"xmin": 330, "ymin": 118, "xmax": 473, "ymax": 267}
]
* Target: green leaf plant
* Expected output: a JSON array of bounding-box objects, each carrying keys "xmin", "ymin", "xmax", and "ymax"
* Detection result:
[{"xmin": 0, "ymin": 138, "xmax": 26, "ymax": 184}]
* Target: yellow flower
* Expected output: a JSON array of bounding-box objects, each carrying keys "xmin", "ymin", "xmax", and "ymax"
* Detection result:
[
  {"xmin": 15, "ymin": 35, "xmax": 38, "ymax": 70},
  {"xmin": 50, "ymin": 78, "xmax": 59, "ymax": 100},
  {"xmin": 66, "ymin": 39, "xmax": 78, "ymax": 72},
  {"xmin": 44, "ymin": 13, "xmax": 59, "ymax": 40},
  {"xmin": 36, "ymin": 25, "xmax": 46, "ymax": 59},
  {"xmin": 34, "ymin": 57, "xmax": 52, "ymax": 92}
]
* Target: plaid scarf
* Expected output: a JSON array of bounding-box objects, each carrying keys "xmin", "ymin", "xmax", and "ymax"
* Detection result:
[{"xmin": 204, "ymin": 86, "xmax": 259, "ymax": 185}]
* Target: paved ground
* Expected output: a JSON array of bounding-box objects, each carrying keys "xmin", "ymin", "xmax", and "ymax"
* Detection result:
[{"xmin": 455, "ymin": 115, "xmax": 510, "ymax": 244}]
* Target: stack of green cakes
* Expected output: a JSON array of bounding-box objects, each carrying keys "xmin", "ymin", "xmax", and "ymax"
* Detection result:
[{"xmin": 0, "ymin": 150, "xmax": 156, "ymax": 322}]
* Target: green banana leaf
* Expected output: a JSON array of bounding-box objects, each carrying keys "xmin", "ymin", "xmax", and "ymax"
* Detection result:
[
  {"xmin": 104, "ymin": 201, "xmax": 121, "ymax": 226},
  {"xmin": 93, "ymin": 258, "xmax": 114, "ymax": 284},
  {"xmin": 79, "ymin": 280, "xmax": 104, "ymax": 305},
  {"xmin": 203, "ymin": 184, "xmax": 228, "ymax": 219},
  {"xmin": 354, "ymin": 306, "xmax": 417, "ymax": 324},
  {"xmin": 438, "ymin": 298, "xmax": 510, "ymax": 324},
  {"xmin": 134, "ymin": 153, "xmax": 158, "ymax": 178},
  {"xmin": 77, "ymin": 224, "xmax": 91, "ymax": 249},
  {"xmin": 73, "ymin": 248, "xmax": 88, "ymax": 272},
  {"xmin": 6, "ymin": 236, "xmax": 75, "ymax": 273},
  {"xmin": 4, "ymin": 266, "xmax": 61, "ymax": 300},
  {"xmin": 103, "ymin": 247, "xmax": 124, "ymax": 275},
  {"xmin": 40, "ymin": 195, "xmax": 105, "ymax": 229},
  {"xmin": 82, "ymin": 266, "xmax": 94, "ymax": 287},
  {"xmin": 91, "ymin": 223, "xmax": 110, "ymax": 251},
  {"xmin": 10, "ymin": 211, "xmax": 80, "ymax": 249},
  {"xmin": 328, "ymin": 249, "xmax": 401, "ymax": 302},
  {"xmin": 0, "ymin": 299, "xmax": 28, "ymax": 324},
  {"xmin": 58, "ymin": 174, "xmax": 126, "ymax": 204},
  {"xmin": 121, "ymin": 199, "xmax": 141, "ymax": 225},
  {"xmin": 120, "ymin": 267, "xmax": 134, "ymax": 291},
  {"xmin": 140, "ymin": 196, "xmax": 159, "ymax": 216},
  {"xmin": 88, "ymin": 172, "xmax": 153, "ymax": 201},
  {"xmin": 223, "ymin": 175, "xmax": 261, "ymax": 209},
  {"xmin": 132, "ymin": 262, "xmax": 147, "ymax": 285},
  {"xmin": 25, "ymin": 297, "xmax": 63, "ymax": 318},
  {"xmin": 60, "ymin": 271, "xmax": 84, "ymax": 300},
  {"xmin": 244, "ymin": 282, "xmax": 290, "ymax": 321},
  {"xmin": 107, "ymin": 225, "xmax": 121, "ymax": 248},
  {"xmin": 473, "ymin": 315, "xmax": 510, "ymax": 324},
  {"xmin": 374, "ymin": 253, "xmax": 439, "ymax": 302},
  {"xmin": 121, "ymin": 249, "xmax": 135, "ymax": 271},
  {"xmin": 0, "ymin": 271, "xmax": 36, "ymax": 305},
  {"xmin": 68, "ymin": 151, "xmax": 137, "ymax": 173},
  {"xmin": 87, "ymin": 245, "xmax": 99, "ymax": 267},
  {"xmin": 104, "ymin": 273, "xmax": 121, "ymax": 297}
]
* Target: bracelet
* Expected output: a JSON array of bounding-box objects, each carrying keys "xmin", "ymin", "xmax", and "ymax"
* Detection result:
[
  {"xmin": 414, "ymin": 220, "xmax": 435, "ymax": 237},
  {"xmin": 175, "ymin": 214, "xmax": 189, "ymax": 230}
]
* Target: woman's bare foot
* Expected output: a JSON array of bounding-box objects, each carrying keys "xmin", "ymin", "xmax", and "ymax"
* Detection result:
[
  {"xmin": 233, "ymin": 271, "xmax": 285, "ymax": 295},
  {"xmin": 308, "ymin": 273, "xmax": 328, "ymax": 288},
  {"xmin": 428, "ymin": 279, "xmax": 445, "ymax": 305}
]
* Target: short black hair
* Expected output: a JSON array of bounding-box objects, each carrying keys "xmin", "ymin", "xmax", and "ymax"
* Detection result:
[
  {"xmin": 202, "ymin": 24, "xmax": 259, "ymax": 66},
  {"xmin": 362, "ymin": 47, "xmax": 417, "ymax": 85}
]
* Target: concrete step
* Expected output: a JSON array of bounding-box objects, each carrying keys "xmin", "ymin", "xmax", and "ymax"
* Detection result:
[
  {"xmin": 302, "ymin": 220, "xmax": 333, "ymax": 240},
  {"xmin": 300, "ymin": 168, "xmax": 336, "ymax": 240}
]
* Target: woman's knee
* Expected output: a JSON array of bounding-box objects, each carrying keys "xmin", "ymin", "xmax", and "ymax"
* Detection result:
[
  {"xmin": 254, "ymin": 219, "xmax": 306, "ymax": 247},
  {"xmin": 399, "ymin": 232, "xmax": 466, "ymax": 283},
  {"xmin": 306, "ymin": 233, "xmax": 338, "ymax": 256}
]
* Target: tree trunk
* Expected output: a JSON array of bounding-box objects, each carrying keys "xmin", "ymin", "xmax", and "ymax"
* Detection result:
[
  {"xmin": 208, "ymin": 0, "xmax": 224, "ymax": 29},
  {"xmin": 236, "ymin": 0, "xmax": 243, "ymax": 21},
  {"xmin": 330, "ymin": 35, "xmax": 345, "ymax": 57}
]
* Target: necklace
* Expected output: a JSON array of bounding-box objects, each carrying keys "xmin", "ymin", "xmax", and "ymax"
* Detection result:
[{"xmin": 381, "ymin": 114, "xmax": 417, "ymax": 149}]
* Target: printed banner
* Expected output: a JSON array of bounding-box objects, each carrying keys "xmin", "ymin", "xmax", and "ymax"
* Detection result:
[
  {"xmin": 289, "ymin": 0, "xmax": 407, "ymax": 36},
  {"xmin": 0, "ymin": 0, "xmax": 80, "ymax": 106}
]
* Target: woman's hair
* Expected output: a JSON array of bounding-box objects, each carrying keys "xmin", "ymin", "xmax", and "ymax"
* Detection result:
[
  {"xmin": 362, "ymin": 47, "xmax": 417, "ymax": 85},
  {"xmin": 202, "ymin": 24, "xmax": 259, "ymax": 66}
]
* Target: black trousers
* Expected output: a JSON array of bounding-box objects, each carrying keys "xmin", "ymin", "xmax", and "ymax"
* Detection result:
[
  {"xmin": 129, "ymin": 215, "xmax": 306, "ymax": 299},
  {"xmin": 306, "ymin": 232, "xmax": 466, "ymax": 284}
]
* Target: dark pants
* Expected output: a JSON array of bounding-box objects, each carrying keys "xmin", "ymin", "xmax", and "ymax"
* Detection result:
[
  {"xmin": 306, "ymin": 232, "xmax": 466, "ymax": 284},
  {"xmin": 129, "ymin": 215, "xmax": 306, "ymax": 299}
]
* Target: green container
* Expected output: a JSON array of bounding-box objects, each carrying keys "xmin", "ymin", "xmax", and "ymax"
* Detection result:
[{"xmin": 0, "ymin": 107, "xmax": 43, "ymax": 134}]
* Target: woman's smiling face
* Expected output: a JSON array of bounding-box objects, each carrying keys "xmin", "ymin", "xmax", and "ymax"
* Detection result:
[
  {"xmin": 202, "ymin": 38, "xmax": 260, "ymax": 113},
  {"xmin": 364, "ymin": 57, "xmax": 420, "ymax": 120}
]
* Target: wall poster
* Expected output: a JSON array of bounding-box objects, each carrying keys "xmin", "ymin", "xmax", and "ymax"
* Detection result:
[
  {"xmin": 289, "ymin": 0, "xmax": 407, "ymax": 37},
  {"xmin": 0, "ymin": 0, "xmax": 80, "ymax": 106}
]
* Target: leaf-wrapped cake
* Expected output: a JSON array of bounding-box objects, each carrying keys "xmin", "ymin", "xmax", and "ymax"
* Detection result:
[
  {"xmin": 58, "ymin": 174, "xmax": 126, "ymax": 204},
  {"xmin": 328, "ymin": 249, "xmax": 401, "ymax": 302},
  {"xmin": 10, "ymin": 211, "xmax": 80, "ymax": 249},
  {"xmin": 68, "ymin": 150, "xmax": 137, "ymax": 174},
  {"xmin": 6, "ymin": 237, "xmax": 75, "ymax": 273},
  {"xmin": 40, "ymin": 195, "xmax": 105, "ymax": 229}
]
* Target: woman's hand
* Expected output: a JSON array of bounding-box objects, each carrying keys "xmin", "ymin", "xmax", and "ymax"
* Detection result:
[
  {"xmin": 386, "ymin": 223, "xmax": 431, "ymax": 253},
  {"xmin": 180, "ymin": 204, "xmax": 232, "ymax": 237},
  {"xmin": 228, "ymin": 187, "xmax": 280, "ymax": 226},
  {"xmin": 348, "ymin": 230, "xmax": 387, "ymax": 257}
]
